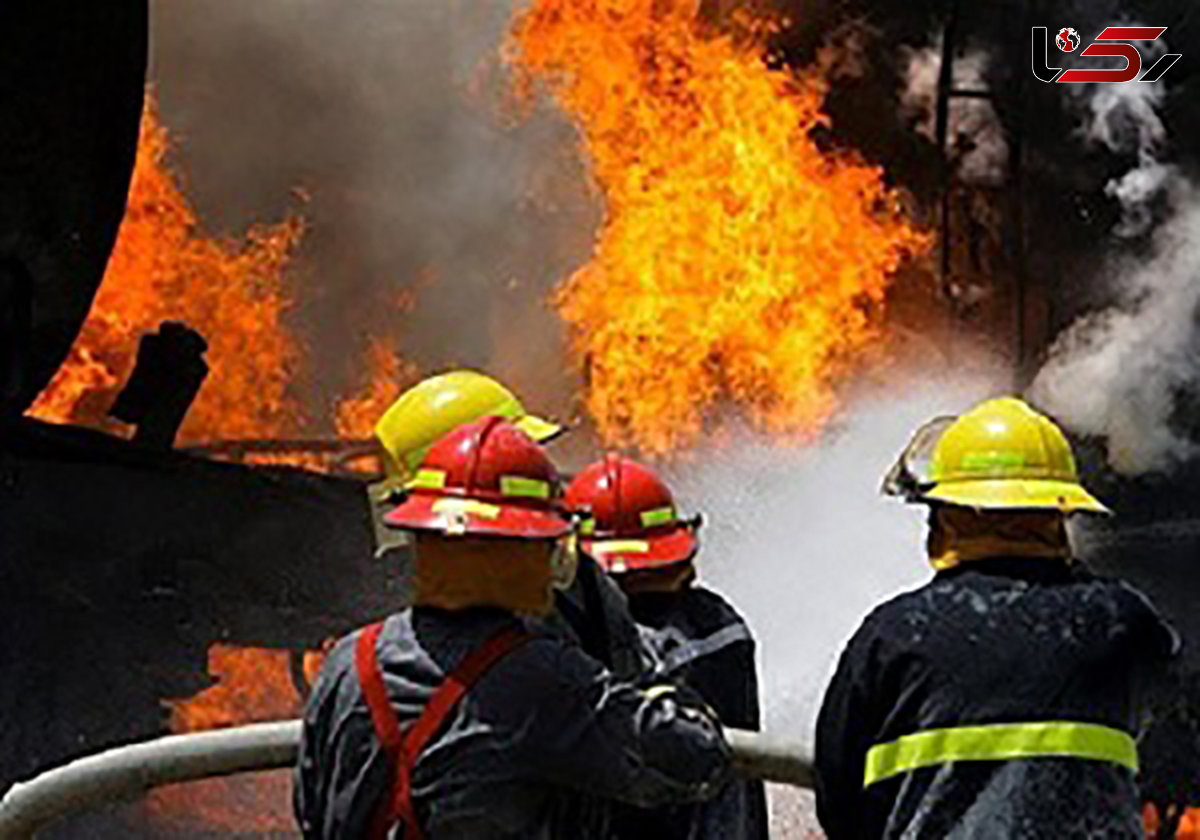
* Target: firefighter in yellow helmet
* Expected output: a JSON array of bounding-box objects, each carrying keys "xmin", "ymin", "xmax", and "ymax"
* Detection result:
[
  {"xmin": 374, "ymin": 370, "xmax": 562, "ymax": 484},
  {"xmin": 815, "ymin": 397, "xmax": 1178, "ymax": 840},
  {"xmin": 367, "ymin": 370, "xmax": 563, "ymax": 579},
  {"xmin": 370, "ymin": 369, "xmax": 648, "ymax": 681}
]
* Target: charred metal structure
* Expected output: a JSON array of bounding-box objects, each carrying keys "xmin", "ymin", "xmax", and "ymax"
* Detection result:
[{"xmin": 0, "ymin": 5, "xmax": 397, "ymax": 838}]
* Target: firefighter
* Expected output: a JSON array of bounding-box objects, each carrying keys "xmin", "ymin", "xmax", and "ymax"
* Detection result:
[
  {"xmin": 373, "ymin": 370, "xmax": 563, "ymax": 485},
  {"xmin": 372, "ymin": 369, "xmax": 646, "ymax": 679},
  {"xmin": 296, "ymin": 417, "xmax": 731, "ymax": 839},
  {"xmin": 565, "ymin": 455, "xmax": 768, "ymax": 840},
  {"xmin": 815, "ymin": 397, "xmax": 1179, "ymax": 839}
]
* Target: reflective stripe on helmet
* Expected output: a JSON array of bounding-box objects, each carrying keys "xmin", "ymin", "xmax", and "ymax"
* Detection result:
[
  {"xmin": 500, "ymin": 475, "xmax": 551, "ymax": 499},
  {"xmin": 409, "ymin": 469, "xmax": 447, "ymax": 490},
  {"xmin": 961, "ymin": 451, "xmax": 1026, "ymax": 471},
  {"xmin": 432, "ymin": 498, "xmax": 502, "ymax": 520},
  {"xmin": 639, "ymin": 506, "xmax": 676, "ymax": 528},
  {"xmin": 591, "ymin": 539, "xmax": 651, "ymax": 555},
  {"xmin": 863, "ymin": 721, "xmax": 1137, "ymax": 788}
]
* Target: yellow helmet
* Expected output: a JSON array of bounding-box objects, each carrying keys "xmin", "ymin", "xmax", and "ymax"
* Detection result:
[
  {"xmin": 922, "ymin": 397, "xmax": 1108, "ymax": 513},
  {"xmin": 374, "ymin": 370, "xmax": 562, "ymax": 480}
]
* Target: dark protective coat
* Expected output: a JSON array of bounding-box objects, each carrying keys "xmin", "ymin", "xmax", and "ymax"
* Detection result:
[
  {"xmin": 295, "ymin": 606, "xmax": 731, "ymax": 839},
  {"xmin": 610, "ymin": 587, "xmax": 769, "ymax": 840},
  {"xmin": 815, "ymin": 557, "xmax": 1179, "ymax": 840},
  {"xmin": 554, "ymin": 553, "xmax": 650, "ymax": 681}
]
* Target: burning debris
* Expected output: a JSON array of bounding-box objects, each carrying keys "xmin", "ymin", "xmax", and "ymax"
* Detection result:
[{"xmin": 28, "ymin": 98, "xmax": 305, "ymax": 441}]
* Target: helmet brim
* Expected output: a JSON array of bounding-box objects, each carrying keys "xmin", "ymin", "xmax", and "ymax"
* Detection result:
[
  {"xmin": 514, "ymin": 413, "xmax": 564, "ymax": 444},
  {"xmin": 582, "ymin": 527, "xmax": 699, "ymax": 573},
  {"xmin": 923, "ymin": 479, "xmax": 1110, "ymax": 514},
  {"xmin": 384, "ymin": 494, "xmax": 572, "ymax": 539}
]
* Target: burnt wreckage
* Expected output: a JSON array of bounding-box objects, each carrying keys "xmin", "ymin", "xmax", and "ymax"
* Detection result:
[
  {"xmin": 0, "ymin": 0, "xmax": 394, "ymax": 821},
  {"xmin": 3, "ymin": 0, "xmax": 1200, "ymax": 836}
]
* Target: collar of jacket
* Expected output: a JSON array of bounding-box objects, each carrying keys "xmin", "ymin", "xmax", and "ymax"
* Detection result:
[
  {"xmin": 934, "ymin": 555, "xmax": 1083, "ymax": 584},
  {"xmin": 927, "ymin": 505, "xmax": 1071, "ymax": 570}
]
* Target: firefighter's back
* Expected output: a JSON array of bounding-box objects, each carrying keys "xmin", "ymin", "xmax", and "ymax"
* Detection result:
[
  {"xmin": 817, "ymin": 557, "xmax": 1177, "ymax": 840},
  {"xmin": 297, "ymin": 606, "xmax": 730, "ymax": 839}
]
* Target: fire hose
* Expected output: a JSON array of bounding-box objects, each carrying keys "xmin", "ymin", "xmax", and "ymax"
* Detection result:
[{"xmin": 0, "ymin": 722, "xmax": 812, "ymax": 838}]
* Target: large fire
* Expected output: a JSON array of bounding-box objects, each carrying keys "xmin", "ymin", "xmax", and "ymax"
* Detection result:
[
  {"xmin": 508, "ymin": 0, "xmax": 930, "ymax": 453},
  {"xmin": 27, "ymin": 96, "xmax": 306, "ymax": 441}
]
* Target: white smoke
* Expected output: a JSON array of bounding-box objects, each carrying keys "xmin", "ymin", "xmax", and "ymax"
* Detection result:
[
  {"xmin": 665, "ymin": 367, "xmax": 1006, "ymax": 746},
  {"xmin": 1031, "ymin": 184, "xmax": 1200, "ymax": 474},
  {"xmin": 1030, "ymin": 27, "xmax": 1198, "ymax": 475},
  {"xmin": 900, "ymin": 39, "xmax": 1008, "ymax": 185},
  {"xmin": 1066, "ymin": 47, "xmax": 1174, "ymax": 238}
]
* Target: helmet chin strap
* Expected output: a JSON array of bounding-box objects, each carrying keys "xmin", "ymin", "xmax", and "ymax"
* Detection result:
[{"xmin": 550, "ymin": 532, "xmax": 580, "ymax": 591}]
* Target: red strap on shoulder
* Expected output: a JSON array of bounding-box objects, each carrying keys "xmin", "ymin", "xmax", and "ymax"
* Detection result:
[
  {"xmin": 356, "ymin": 623, "xmax": 405, "ymax": 840},
  {"xmin": 356, "ymin": 622, "xmax": 531, "ymax": 840},
  {"xmin": 357, "ymin": 623, "xmax": 402, "ymax": 758}
]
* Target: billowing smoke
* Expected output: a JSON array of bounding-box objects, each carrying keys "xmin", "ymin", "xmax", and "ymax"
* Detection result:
[
  {"xmin": 150, "ymin": 0, "xmax": 596, "ymax": 427},
  {"xmin": 1031, "ymin": 181, "xmax": 1200, "ymax": 474},
  {"xmin": 1030, "ymin": 33, "xmax": 1199, "ymax": 475},
  {"xmin": 1065, "ymin": 43, "xmax": 1174, "ymax": 238},
  {"xmin": 664, "ymin": 364, "xmax": 1006, "ymax": 743},
  {"xmin": 899, "ymin": 38, "xmax": 1008, "ymax": 185}
]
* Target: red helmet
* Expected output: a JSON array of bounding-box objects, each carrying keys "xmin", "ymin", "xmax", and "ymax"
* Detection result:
[
  {"xmin": 564, "ymin": 454, "xmax": 699, "ymax": 573},
  {"xmin": 384, "ymin": 416, "xmax": 570, "ymax": 539}
]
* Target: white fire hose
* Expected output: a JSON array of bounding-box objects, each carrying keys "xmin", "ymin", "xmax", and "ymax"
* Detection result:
[{"xmin": 0, "ymin": 722, "xmax": 812, "ymax": 838}]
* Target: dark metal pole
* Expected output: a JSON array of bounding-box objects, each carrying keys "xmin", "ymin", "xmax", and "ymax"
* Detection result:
[
  {"xmin": 1011, "ymin": 0, "xmax": 1034, "ymax": 391},
  {"xmin": 936, "ymin": 0, "xmax": 961, "ymax": 301}
]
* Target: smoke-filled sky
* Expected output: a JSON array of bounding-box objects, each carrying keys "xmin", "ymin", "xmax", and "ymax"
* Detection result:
[
  {"xmin": 151, "ymin": 0, "xmax": 1200, "ymax": 477},
  {"xmin": 150, "ymin": 0, "xmax": 596, "ymax": 429}
]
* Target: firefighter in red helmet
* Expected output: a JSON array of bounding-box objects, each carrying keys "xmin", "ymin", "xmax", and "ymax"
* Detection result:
[
  {"xmin": 566, "ymin": 454, "xmax": 768, "ymax": 840},
  {"xmin": 295, "ymin": 419, "xmax": 731, "ymax": 839}
]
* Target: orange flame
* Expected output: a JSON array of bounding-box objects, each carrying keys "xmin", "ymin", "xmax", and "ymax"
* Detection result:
[
  {"xmin": 27, "ymin": 95, "xmax": 307, "ymax": 441},
  {"xmin": 509, "ymin": 0, "xmax": 930, "ymax": 453},
  {"xmin": 145, "ymin": 646, "xmax": 310, "ymax": 833},
  {"xmin": 335, "ymin": 298, "xmax": 421, "ymax": 440},
  {"xmin": 167, "ymin": 645, "xmax": 306, "ymax": 733},
  {"xmin": 1144, "ymin": 803, "xmax": 1200, "ymax": 838}
]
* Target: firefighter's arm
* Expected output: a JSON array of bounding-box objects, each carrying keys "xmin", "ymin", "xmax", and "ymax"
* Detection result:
[
  {"xmin": 814, "ymin": 630, "xmax": 878, "ymax": 840},
  {"xmin": 293, "ymin": 635, "xmax": 388, "ymax": 840},
  {"xmin": 504, "ymin": 639, "xmax": 732, "ymax": 809}
]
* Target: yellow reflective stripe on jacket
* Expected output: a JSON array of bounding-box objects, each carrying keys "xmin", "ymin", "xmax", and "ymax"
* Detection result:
[{"xmin": 863, "ymin": 721, "xmax": 1138, "ymax": 788}]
